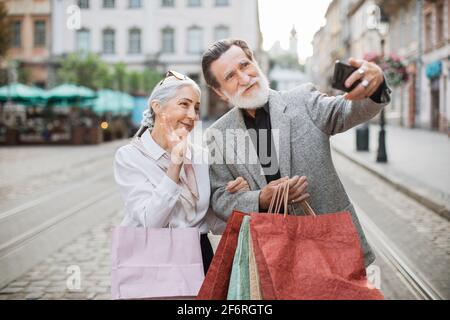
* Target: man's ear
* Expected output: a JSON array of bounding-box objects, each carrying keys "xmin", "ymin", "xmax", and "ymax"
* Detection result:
[{"xmin": 212, "ymin": 87, "xmax": 229, "ymax": 102}]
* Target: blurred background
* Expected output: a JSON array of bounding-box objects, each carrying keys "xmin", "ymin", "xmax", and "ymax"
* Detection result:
[{"xmin": 0, "ymin": 0, "xmax": 448, "ymax": 300}]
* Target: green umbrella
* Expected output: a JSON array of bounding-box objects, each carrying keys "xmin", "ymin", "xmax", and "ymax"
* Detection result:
[
  {"xmin": 46, "ymin": 84, "xmax": 97, "ymax": 108},
  {"xmin": 93, "ymin": 89, "xmax": 118, "ymax": 115},
  {"xmin": 117, "ymin": 92, "xmax": 134, "ymax": 115},
  {"xmin": 0, "ymin": 83, "xmax": 47, "ymax": 105},
  {"xmin": 93, "ymin": 90, "xmax": 134, "ymax": 116}
]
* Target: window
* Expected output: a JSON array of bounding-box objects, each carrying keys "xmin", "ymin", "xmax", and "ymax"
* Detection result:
[
  {"xmin": 10, "ymin": 21, "xmax": 21, "ymax": 48},
  {"xmin": 78, "ymin": 0, "xmax": 89, "ymax": 9},
  {"xmin": 399, "ymin": 9, "xmax": 407, "ymax": 48},
  {"xmin": 129, "ymin": 28, "xmax": 141, "ymax": 53},
  {"xmin": 448, "ymin": 0, "xmax": 450, "ymax": 40},
  {"xmin": 161, "ymin": 27, "xmax": 175, "ymax": 53},
  {"xmin": 187, "ymin": 0, "xmax": 201, "ymax": 7},
  {"xmin": 436, "ymin": 1, "xmax": 444, "ymax": 44},
  {"xmin": 187, "ymin": 26, "xmax": 203, "ymax": 54},
  {"xmin": 162, "ymin": 0, "xmax": 175, "ymax": 7},
  {"xmin": 34, "ymin": 20, "xmax": 46, "ymax": 47},
  {"xmin": 215, "ymin": 0, "xmax": 229, "ymax": 7},
  {"xmin": 103, "ymin": 0, "xmax": 115, "ymax": 8},
  {"xmin": 103, "ymin": 29, "xmax": 115, "ymax": 54},
  {"xmin": 214, "ymin": 25, "xmax": 230, "ymax": 40},
  {"xmin": 129, "ymin": 0, "xmax": 141, "ymax": 8},
  {"xmin": 76, "ymin": 28, "xmax": 90, "ymax": 52},
  {"xmin": 425, "ymin": 12, "xmax": 432, "ymax": 51}
]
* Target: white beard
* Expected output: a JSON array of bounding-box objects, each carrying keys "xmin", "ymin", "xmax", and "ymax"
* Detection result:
[{"xmin": 223, "ymin": 70, "xmax": 270, "ymax": 110}]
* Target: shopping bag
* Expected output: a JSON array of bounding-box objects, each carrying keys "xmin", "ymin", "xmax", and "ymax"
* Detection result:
[
  {"xmin": 206, "ymin": 208, "xmax": 225, "ymax": 253},
  {"xmin": 111, "ymin": 227, "xmax": 205, "ymax": 300},
  {"xmin": 196, "ymin": 211, "xmax": 247, "ymax": 300},
  {"xmin": 227, "ymin": 216, "xmax": 251, "ymax": 300},
  {"xmin": 248, "ymin": 224, "xmax": 263, "ymax": 300},
  {"xmin": 250, "ymin": 182, "xmax": 384, "ymax": 300}
]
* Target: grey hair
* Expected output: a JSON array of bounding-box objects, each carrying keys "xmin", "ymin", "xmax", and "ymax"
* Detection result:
[{"xmin": 135, "ymin": 76, "xmax": 201, "ymax": 138}]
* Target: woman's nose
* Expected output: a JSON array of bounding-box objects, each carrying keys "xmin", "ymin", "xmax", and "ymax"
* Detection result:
[{"xmin": 186, "ymin": 107, "xmax": 197, "ymax": 120}]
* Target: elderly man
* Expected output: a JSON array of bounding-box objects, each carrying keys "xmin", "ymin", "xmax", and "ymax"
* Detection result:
[{"xmin": 203, "ymin": 39, "xmax": 391, "ymax": 266}]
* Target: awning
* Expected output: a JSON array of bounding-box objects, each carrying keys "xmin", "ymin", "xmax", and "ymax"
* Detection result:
[{"xmin": 426, "ymin": 61, "xmax": 442, "ymax": 80}]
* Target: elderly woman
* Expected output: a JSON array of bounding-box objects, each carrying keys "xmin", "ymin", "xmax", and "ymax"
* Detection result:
[{"xmin": 114, "ymin": 71, "xmax": 248, "ymax": 274}]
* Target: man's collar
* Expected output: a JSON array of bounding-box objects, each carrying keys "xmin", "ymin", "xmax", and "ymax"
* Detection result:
[
  {"xmin": 261, "ymin": 101, "xmax": 270, "ymax": 113},
  {"xmin": 242, "ymin": 101, "xmax": 270, "ymax": 119}
]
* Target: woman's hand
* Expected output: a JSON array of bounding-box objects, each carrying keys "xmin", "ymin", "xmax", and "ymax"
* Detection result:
[
  {"xmin": 226, "ymin": 177, "xmax": 250, "ymax": 194},
  {"xmin": 169, "ymin": 128, "xmax": 189, "ymax": 165},
  {"xmin": 161, "ymin": 113, "xmax": 189, "ymax": 165}
]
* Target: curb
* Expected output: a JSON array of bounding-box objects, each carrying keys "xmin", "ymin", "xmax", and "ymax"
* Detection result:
[{"xmin": 332, "ymin": 145, "xmax": 450, "ymax": 222}]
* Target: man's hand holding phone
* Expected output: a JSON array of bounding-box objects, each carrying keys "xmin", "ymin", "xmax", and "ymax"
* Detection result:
[{"xmin": 332, "ymin": 58, "xmax": 384, "ymax": 101}]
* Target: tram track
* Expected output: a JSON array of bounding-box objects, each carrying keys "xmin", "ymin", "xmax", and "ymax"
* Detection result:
[
  {"xmin": 354, "ymin": 201, "xmax": 445, "ymax": 300},
  {"xmin": 0, "ymin": 168, "xmax": 121, "ymax": 289}
]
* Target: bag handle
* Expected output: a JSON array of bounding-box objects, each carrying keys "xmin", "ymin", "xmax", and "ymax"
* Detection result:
[
  {"xmin": 298, "ymin": 201, "xmax": 316, "ymax": 217},
  {"xmin": 267, "ymin": 181, "xmax": 316, "ymax": 217},
  {"xmin": 267, "ymin": 183, "xmax": 284, "ymax": 214},
  {"xmin": 267, "ymin": 182, "xmax": 289, "ymax": 214}
]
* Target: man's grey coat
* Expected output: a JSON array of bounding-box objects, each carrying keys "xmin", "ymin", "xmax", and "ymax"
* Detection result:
[{"xmin": 206, "ymin": 83, "xmax": 391, "ymax": 267}]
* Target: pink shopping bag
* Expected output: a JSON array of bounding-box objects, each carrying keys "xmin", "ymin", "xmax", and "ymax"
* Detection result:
[{"xmin": 111, "ymin": 227, "xmax": 205, "ymax": 300}]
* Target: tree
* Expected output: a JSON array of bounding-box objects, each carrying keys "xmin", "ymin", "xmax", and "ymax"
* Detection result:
[
  {"xmin": 142, "ymin": 68, "xmax": 163, "ymax": 94},
  {"xmin": 128, "ymin": 71, "xmax": 142, "ymax": 95},
  {"xmin": 0, "ymin": 2, "xmax": 11, "ymax": 58},
  {"xmin": 56, "ymin": 53, "xmax": 162, "ymax": 95},
  {"xmin": 113, "ymin": 63, "xmax": 128, "ymax": 92},
  {"xmin": 57, "ymin": 53, "xmax": 113, "ymax": 90},
  {"xmin": 97, "ymin": 62, "xmax": 114, "ymax": 90},
  {"xmin": 18, "ymin": 63, "xmax": 31, "ymax": 84},
  {"xmin": 0, "ymin": 68, "xmax": 7, "ymax": 86}
]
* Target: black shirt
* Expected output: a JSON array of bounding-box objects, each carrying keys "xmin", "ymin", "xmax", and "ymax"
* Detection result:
[{"xmin": 242, "ymin": 102, "xmax": 282, "ymax": 185}]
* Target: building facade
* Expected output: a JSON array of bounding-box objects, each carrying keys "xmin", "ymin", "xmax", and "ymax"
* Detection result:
[
  {"xmin": 310, "ymin": 0, "xmax": 351, "ymax": 94},
  {"xmin": 310, "ymin": 0, "xmax": 450, "ymax": 133},
  {"xmin": 310, "ymin": 26, "xmax": 329, "ymax": 92},
  {"xmin": 420, "ymin": 0, "xmax": 449, "ymax": 133},
  {"xmin": 375, "ymin": 0, "xmax": 419, "ymax": 128},
  {"xmin": 51, "ymin": 0, "xmax": 263, "ymax": 117},
  {"xmin": 2, "ymin": 0, "xmax": 51, "ymax": 87}
]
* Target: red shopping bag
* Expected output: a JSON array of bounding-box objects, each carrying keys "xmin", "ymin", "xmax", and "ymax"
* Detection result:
[
  {"xmin": 250, "ymin": 182, "xmax": 384, "ymax": 300},
  {"xmin": 197, "ymin": 211, "xmax": 247, "ymax": 300}
]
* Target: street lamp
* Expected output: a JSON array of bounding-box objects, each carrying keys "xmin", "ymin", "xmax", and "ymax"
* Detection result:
[{"xmin": 367, "ymin": 3, "xmax": 389, "ymax": 163}]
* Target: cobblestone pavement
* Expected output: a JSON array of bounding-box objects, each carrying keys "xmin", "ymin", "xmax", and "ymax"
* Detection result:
[
  {"xmin": 333, "ymin": 150, "xmax": 450, "ymax": 298},
  {"xmin": 0, "ymin": 210, "xmax": 122, "ymax": 300},
  {"xmin": 333, "ymin": 151, "xmax": 450, "ymax": 256},
  {"xmin": 0, "ymin": 140, "xmax": 126, "ymax": 204}
]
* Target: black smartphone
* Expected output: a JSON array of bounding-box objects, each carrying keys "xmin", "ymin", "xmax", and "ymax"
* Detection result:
[{"xmin": 331, "ymin": 60, "xmax": 361, "ymax": 92}]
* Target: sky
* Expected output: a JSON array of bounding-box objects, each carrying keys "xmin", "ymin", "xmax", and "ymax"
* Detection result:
[{"xmin": 258, "ymin": 0, "xmax": 332, "ymax": 62}]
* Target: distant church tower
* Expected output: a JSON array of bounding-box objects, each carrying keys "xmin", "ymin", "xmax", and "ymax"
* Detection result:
[{"xmin": 289, "ymin": 25, "xmax": 299, "ymax": 59}]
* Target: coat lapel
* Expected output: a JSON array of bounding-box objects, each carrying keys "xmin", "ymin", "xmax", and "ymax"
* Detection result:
[
  {"xmin": 268, "ymin": 90, "xmax": 291, "ymax": 179},
  {"xmin": 224, "ymin": 90, "xmax": 291, "ymax": 190}
]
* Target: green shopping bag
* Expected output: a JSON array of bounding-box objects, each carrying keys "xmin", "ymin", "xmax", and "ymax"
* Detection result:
[{"xmin": 227, "ymin": 216, "xmax": 251, "ymax": 300}]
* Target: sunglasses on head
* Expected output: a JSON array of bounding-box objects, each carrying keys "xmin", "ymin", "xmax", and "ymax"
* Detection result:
[{"xmin": 159, "ymin": 70, "xmax": 188, "ymax": 86}]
